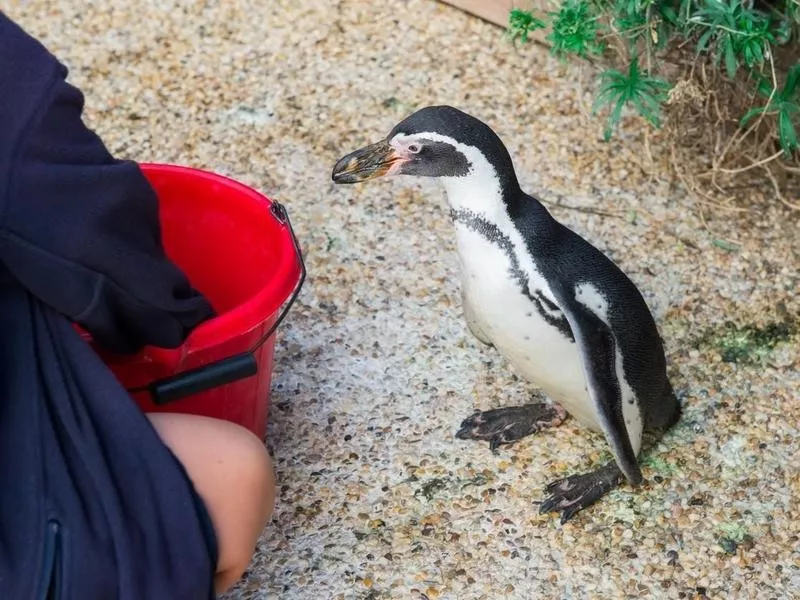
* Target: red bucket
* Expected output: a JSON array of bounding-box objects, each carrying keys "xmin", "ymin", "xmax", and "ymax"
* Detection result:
[{"xmin": 82, "ymin": 163, "xmax": 305, "ymax": 439}]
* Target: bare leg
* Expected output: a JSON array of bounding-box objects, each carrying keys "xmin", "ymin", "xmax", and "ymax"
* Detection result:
[
  {"xmin": 147, "ymin": 413, "xmax": 276, "ymax": 594},
  {"xmin": 455, "ymin": 402, "xmax": 567, "ymax": 451}
]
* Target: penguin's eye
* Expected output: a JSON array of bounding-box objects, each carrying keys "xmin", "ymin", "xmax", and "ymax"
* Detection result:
[{"xmin": 407, "ymin": 143, "xmax": 421, "ymax": 154}]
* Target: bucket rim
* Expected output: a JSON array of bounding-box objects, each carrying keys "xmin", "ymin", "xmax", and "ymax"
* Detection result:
[{"xmin": 139, "ymin": 162, "xmax": 303, "ymax": 358}]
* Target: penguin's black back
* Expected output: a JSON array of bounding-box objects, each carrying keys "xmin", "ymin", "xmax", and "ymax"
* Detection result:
[{"xmin": 508, "ymin": 193, "xmax": 678, "ymax": 429}]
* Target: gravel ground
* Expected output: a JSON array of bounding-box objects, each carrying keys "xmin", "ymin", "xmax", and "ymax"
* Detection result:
[{"xmin": 7, "ymin": 1, "xmax": 799, "ymax": 598}]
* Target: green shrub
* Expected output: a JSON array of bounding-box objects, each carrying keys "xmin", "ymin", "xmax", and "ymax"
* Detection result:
[{"xmin": 508, "ymin": 1, "xmax": 800, "ymax": 199}]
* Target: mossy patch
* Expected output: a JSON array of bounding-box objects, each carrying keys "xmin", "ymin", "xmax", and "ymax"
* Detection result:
[
  {"xmin": 718, "ymin": 522, "xmax": 749, "ymax": 541},
  {"xmin": 641, "ymin": 455, "xmax": 677, "ymax": 476},
  {"xmin": 713, "ymin": 320, "xmax": 794, "ymax": 364},
  {"xmin": 685, "ymin": 317, "xmax": 797, "ymax": 365},
  {"xmin": 717, "ymin": 522, "xmax": 754, "ymax": 554}
]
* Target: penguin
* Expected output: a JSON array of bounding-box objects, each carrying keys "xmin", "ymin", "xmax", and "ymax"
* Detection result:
[{"xmin": 331, "ymin": 105, "xmax": 681, "ymax": 523}]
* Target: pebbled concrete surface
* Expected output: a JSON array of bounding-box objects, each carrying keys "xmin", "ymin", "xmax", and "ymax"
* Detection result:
[{"xmin": 7, "ymin": 1, "xmax": 799, "ymax": 598}]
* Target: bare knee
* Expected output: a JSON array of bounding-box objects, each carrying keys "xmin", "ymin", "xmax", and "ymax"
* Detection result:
[{"xmin": 147, "ymin": 413, "xmax": 276, "ymax": 594}]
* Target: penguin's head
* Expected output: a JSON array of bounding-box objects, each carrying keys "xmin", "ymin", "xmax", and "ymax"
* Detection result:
[{"xmin": 332, "ymin": 105, "xmax": 519, "ymax": 196}]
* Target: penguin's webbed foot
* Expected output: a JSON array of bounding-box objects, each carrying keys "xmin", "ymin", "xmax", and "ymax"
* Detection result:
[
  {"xmin": 539, "ymin": 462, "xmax": 623, "ymax": 524},
  {"xmin": 455, "ymin": 403, "xmax": 567, "ymax": 451}
]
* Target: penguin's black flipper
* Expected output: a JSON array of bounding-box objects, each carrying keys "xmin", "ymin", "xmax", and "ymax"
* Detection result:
[{"xmin": 549, "ymin": 284, "xmax": 644, "ymax": 486}]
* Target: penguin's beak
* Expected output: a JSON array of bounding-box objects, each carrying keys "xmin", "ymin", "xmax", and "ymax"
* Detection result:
[{"xmin": 331, "ymin": 139, "xmax": 406, "ymax": 184}]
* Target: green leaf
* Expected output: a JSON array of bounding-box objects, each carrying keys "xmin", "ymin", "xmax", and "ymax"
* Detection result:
[
  {"xmin": 777, "ymin": 109, "xmax": 798, "ymax": 154},
  {"xmin": 751, "ymin": 42, "xmax": 763, "ymax": 66},
  {"xmin": 697, "ymin": 27, "xmax": 715, "ymax": 52},
  {"xmin": 783, "ymin": 64, "xmax": 800, "ymax": 99},
  {"xmin": 740, "ymin": 106, "xmax": 767, "ymax": 127},
  {"xmin": 678, "ymin": 0, "xmax": 694, "ymax": 24},
  {"xmin": 608, "ymin": 95, "xmax": 628, "ymax": 138},
  {"xmin": 724, "ymin": 39, "xmax": 738, "ymax": 78},
  {"xmin": 755, "ymin": 74, "xmax": 775, "ymax": 99},
  {"xmin": 660, "ymin": 4, "xmax": 678, "ymax": 25}
]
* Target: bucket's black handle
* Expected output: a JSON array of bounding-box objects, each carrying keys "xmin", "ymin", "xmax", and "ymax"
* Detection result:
[
  {"xmin": 149, "ymin": 353, "xmax": 259, "ymax": 406},
  {"xmin": 131, "ymin": 201, "xmax": 306, "ymax": 405}
]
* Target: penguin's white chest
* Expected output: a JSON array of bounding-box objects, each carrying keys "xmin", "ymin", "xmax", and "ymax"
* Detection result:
[{"xmin": 454, "ymin": 225, "xmax": 600, "ymax": 431}]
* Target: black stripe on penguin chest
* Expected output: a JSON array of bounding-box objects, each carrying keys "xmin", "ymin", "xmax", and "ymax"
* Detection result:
[{"xmin": 450, "ymin": 208, "xmax": 575, "ymax": 342}]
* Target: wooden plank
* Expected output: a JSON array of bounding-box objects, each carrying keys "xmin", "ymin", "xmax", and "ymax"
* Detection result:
[{"xmin": 437, "ymin": 0, "xmax": 539, "ymax": 28}]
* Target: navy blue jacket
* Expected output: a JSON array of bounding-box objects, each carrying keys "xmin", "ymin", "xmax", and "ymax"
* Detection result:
[{"xmin": 1, "ymin": 13, "xmax": 218, "ymax": 599}]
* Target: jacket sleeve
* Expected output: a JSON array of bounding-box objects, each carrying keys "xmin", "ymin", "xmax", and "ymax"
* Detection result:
[{"xmin": 0, "ymin": 43, "xmax": 215, "ymax": 355}]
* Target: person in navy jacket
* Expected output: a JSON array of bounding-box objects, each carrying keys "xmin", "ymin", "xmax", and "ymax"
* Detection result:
[{"xmin": 0, "ymin": 12, "xmax": 275, "ymax": 599}]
